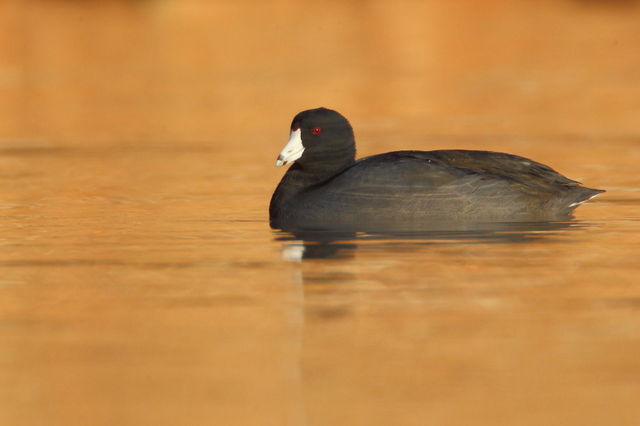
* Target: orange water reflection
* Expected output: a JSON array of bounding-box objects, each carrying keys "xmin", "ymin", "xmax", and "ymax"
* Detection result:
[{"xmin": 1, "ymin": 1, "xmax": 640, "ymax": 426}]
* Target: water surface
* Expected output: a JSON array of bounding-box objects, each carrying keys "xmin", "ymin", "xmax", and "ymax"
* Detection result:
[{"xmin": 1, "ymin": 1, "xmax": 640, "ymax": 426}]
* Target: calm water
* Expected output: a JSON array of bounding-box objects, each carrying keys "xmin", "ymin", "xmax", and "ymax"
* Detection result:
[{"xmin": 1, "ymin": 1, "xmax": 640, "ymax": 426}]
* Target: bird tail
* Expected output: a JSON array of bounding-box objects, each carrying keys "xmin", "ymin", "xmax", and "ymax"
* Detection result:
[{"xmin": 568, "ymin": 186, "xmax": 605, "ymax": 208}]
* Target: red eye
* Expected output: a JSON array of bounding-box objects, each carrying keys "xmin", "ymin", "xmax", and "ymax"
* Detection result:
[{"xmin": 311, "ymin": 127, "xmax": 322, "ymax": 135}]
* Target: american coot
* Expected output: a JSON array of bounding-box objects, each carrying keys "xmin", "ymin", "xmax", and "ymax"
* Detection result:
[{"xmin": 270, "ymin": 108, "xmax": 604, "ymax": 231}]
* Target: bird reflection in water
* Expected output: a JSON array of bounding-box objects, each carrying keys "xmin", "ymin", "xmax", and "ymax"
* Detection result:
[{"xmin": 274, "ymin": 221, "xmax": 595, "ymax": 261}]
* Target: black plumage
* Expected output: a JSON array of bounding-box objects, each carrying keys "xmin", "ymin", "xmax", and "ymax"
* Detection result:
[{"xmin": 270, "ymin": 108, "xmax": 603, "ymax": 231}]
